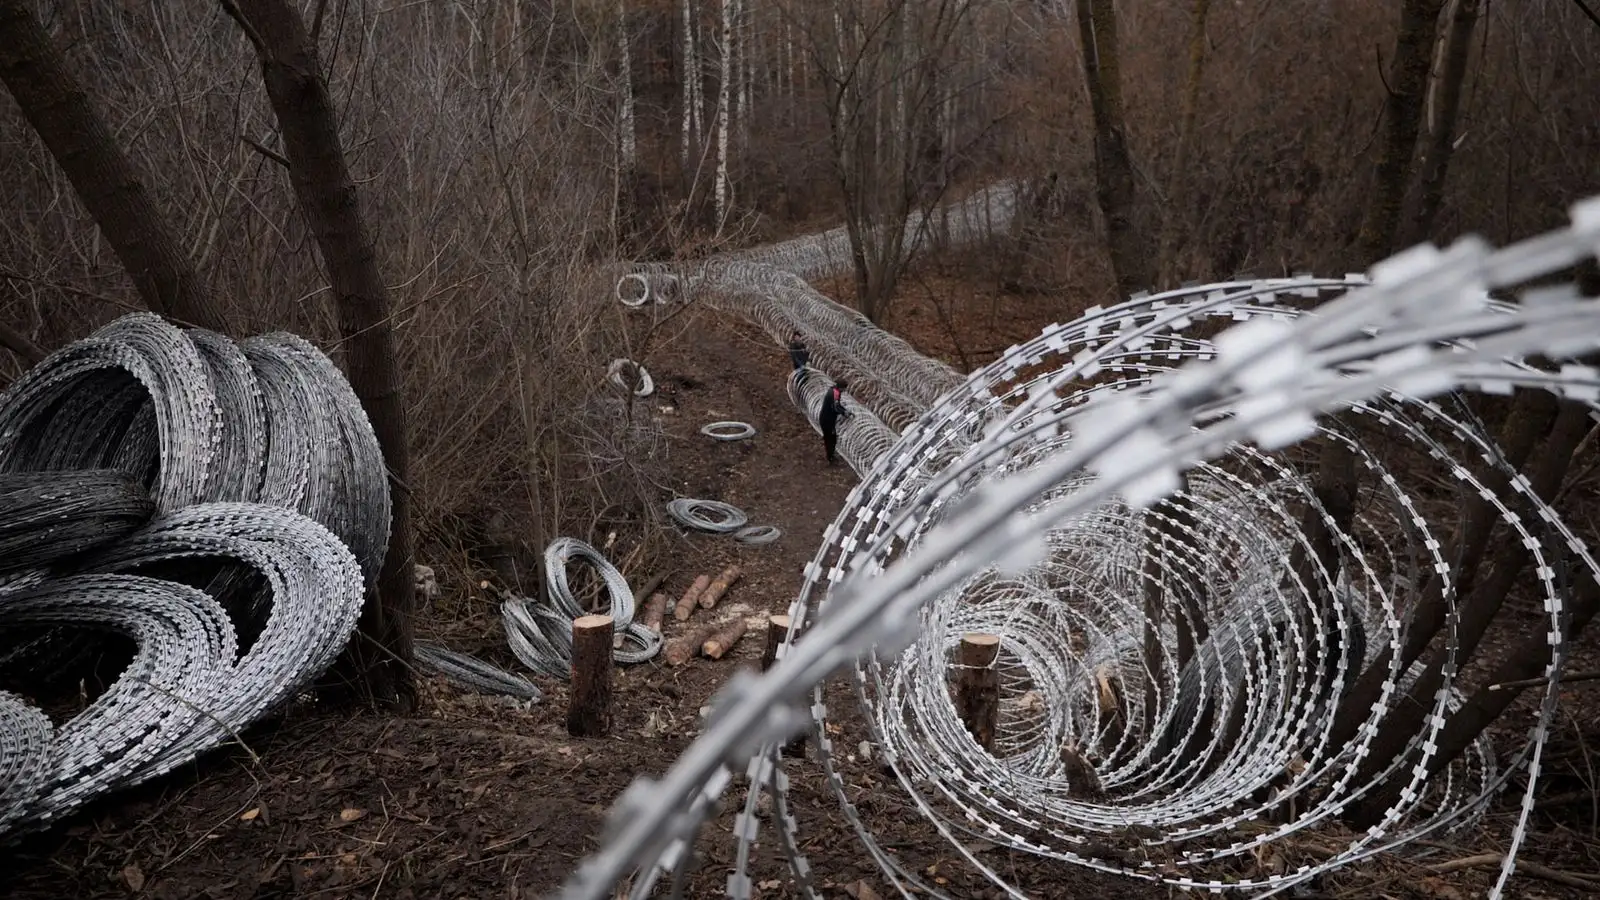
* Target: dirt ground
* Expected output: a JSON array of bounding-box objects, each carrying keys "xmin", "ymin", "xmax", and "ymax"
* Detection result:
[{"xmin": 6, "ymin": 283, "xmax": 1600, "ymax": 899}]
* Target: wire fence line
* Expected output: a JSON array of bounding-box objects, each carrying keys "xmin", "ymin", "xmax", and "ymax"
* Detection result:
[{"xmin": 580, "ymin": 200, "xmax": 1600, "ymax": 899}]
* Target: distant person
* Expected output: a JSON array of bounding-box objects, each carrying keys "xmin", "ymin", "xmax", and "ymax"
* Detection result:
[
  {"xmin": 819, "ymin": 379, "xmax": 850, "ymax": 466},
  {"xmin": 788, "ymin": 332, "xmax": 810, "ymax": 371}
]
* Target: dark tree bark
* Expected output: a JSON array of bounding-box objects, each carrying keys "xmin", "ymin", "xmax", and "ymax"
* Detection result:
[
  {"xmin": 225, "ymin": 0, "xmax": 416, "ymax": 709},
  {"xmin": 1326, "ymin": 390, "xmax": 1559, "ymax": 751},
  {"xmin": 1347, "ymin": 401, "xmax": 1592, "ymax": 827},
  {"xmin": 1075, "ymin": 0, "xmax": 1153, "ymax": 297},
  {"xmin": 1351, "ymin": 567, "xmax": 1600, "ymax": 827},
  {"xmin": 1403, "ymin": 0, "xmax": 1481, "ymax": 245},
  {"xmin": 1354, "ymin": 0, "xmax": 1446, "ymax": 263},
  {"xmin": 1155, "ymin": 0, "xmax": 1213, "ymax": 288},
  {"xmin": 0, "ymin": 0, "xmax": 224, "ymax": 331},
  {"xmin": 568, "ymin": 614, "xmax": 615, "ymax": 737},
  {"xmin": 1315, "ymin": 2, "xmax": 1444, "ymax": 763}
]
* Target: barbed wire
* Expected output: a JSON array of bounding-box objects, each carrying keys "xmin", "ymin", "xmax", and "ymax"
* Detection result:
[
  {"xmin": 0, "ymin": 314, "xmax": 381, "ymax": 838},
  {"xmin": 571, "ymin": 198, "xmax": 1600, "ymax": 899}
]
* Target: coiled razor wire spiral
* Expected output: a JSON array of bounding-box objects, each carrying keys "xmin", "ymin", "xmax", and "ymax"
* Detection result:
[
  {"xmin": 667, "ymin": 499, "xmax": 749, "ymax": 534},
  {"xmin": 0, "ymin": 314, "xmax": 383, "ymax": 838},
  {"xmin": 608, "ymin": 359, "xmax": 655, "ymax": 397},
  {"xmin": 615, "ymin": 183, "xmax": 1004, "ymax": 437},
  {"xmin": 502, "ymin": 537, "xmax": 661, "ymax": 679},
  {"xmin": 701, "ymin": 421, "xmax": 756, "ymax": 441},
  {"xmin": 787, "ymin": 367, "xmax": 901, "ymax": 479},
  {"xmin": 734, "ymin": 525, "xmax": 782, "ymax": 546},
  {"xmin": 560, "ymin": 197, "xmax": 1600, "ymax": 900},
  {"xmin": 414, "ymin": 642, "xmax": 544, "ymax": 702}
]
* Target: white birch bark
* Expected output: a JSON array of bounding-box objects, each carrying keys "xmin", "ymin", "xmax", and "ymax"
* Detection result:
[
  {"xmin": 617, "ymin": 0, "xmax": 636, "ymax": 169},
  {"xmin": 714, "ymin": 0, "xmax": 734, "ymax": 226},
  {"xmin": 680, "ymin": 0, "xmax": 697, "ymax": 164}
]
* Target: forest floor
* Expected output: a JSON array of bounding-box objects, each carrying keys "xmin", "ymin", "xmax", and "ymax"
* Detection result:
[{"xmin": 5, "ymin": 265, "xmax": 1600, "ymax": 900}]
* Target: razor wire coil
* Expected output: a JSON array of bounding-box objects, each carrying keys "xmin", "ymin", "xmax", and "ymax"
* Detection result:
[
  {"xmin": 566, "ymin": 197, "xmax": 1600, "ymax": 900},
  {"xmin": 0, "ymin": 314, "xmax": 382, "ymax": 838},
  {"xmin": 667, "ymin": 498, "xmax": 750, "ymax": 534}
]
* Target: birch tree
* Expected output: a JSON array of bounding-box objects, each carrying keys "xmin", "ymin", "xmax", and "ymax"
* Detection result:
[{"xmin": 799, "ymin": 0, "xmax": 977, "ymax": 322}]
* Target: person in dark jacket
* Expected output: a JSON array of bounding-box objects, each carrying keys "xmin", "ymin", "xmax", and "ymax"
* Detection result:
[
  {"xmin": 788, "ymin": 332, "xmax": 810, "ymax": 370},
  {"xmin": 819, "ymin": 379, "xmax": 849, "ymax": 465}
]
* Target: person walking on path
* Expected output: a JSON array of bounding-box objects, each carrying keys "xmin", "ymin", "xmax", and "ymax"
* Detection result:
[
  {"xmin": 819, "ymin": 379, "xmax": 850, "ymax": 465},
  {"xmin": 788, "ymin": 332, "xmax": 810, "ymax": 371}
]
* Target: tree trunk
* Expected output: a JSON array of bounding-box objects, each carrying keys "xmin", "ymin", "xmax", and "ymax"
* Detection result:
[
  {"xmin": 1409, "ymin": 571, "xmax": 1599, "ymax": 788},
  {"xmin": 1403, "ymin": 0, "xmax": 1480, "ymax": 246},
  {"xmin": 714, "ymin": 0, "xmax": 733, "ymax": 228},
  {"xmin": 616, "ymin": 0, "xmax": 636, "ymax": 170},
  {"xmin": 1346, "ymin": 400, "xmax": 1592, "ymax": 827},
  {"xmin": 1326, "ymin": 389, "xmax": 1558, "ymax": 752},
  {"xmin": 1316, "ymin": 1, "xmax": 1444, "ymax": 755},
  {"xmin": 1354, "ymin": 0, "xmax": 1446, "ymax": 263},
  {"xmin": 1074, "ymin": 0, "xmax": 1152, "ymax": 297},
  {"xmin": 0, "ymin": 0, "xmax": 223, "ymax": 331},
  {"xmin": 955, "ymin": 633, "xmax": 1001, "ymax": 752},
  {"xmin": 227, "ymin": 0, "xmax": 417, "ymax": 710},
  {"xmin": 1155, "ymin": 0, "xmax": 1212, "ymax": 288}
]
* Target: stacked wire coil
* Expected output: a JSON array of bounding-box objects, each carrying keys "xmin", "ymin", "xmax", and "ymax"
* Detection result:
[
  {"xmin": 501, "ymin": 537, "xmax": 662, "ymax": 678},
  {"xmin": 0, "ymin": 314, "xmax": 383, "ymax": 838},
  {"xmin": 563, "ymin": 199, "xmax": 1600, "ymax": 900}
]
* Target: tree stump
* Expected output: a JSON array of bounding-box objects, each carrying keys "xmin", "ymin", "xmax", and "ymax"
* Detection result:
[
  {"xmin": 676, "ymin": 574, "xmax": 711, "ymax": 621},
  {"xmin": 955, "ymin": 633, "xmax": 1001, "ymax": 752},
  {"xmin": 702, "ymin": 617, "xmax": 749, "ymax": 659},
  {"xmin": 567, "ymin": 614, "xmax": 614, "ymax": 737},
  {"xmin": 762, "ymin": 614, "xmax": 808, "ymax": 759},
  {"xmin": 698, "ymin": 565, "xmax": 743, "ymax": 610},
  {"xmin": 760, "ymin": 614, "xmax": 792, "ymax": 671}
]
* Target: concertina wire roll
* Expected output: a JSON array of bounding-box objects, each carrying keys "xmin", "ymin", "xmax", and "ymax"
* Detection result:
[
  {"xmin": 581, "ymin": 197, "xmax": 1600, "ymax": 899},
  {"xmin": 0, "ymin": 313, "xmax": 385, "ymax": 838}
]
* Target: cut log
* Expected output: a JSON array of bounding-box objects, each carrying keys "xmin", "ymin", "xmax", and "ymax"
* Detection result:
[
  {"xmin": 760, "ymin": 614, "xmax": 792, "ymax": 671},
  {"xmin": 676, "ymin": 574, "xmax": 712, "ymax": 621},
  {"xmin": 567, "ymin": 614, "xmax": 614, "ymax": 737},
  {"xmin": 702, "ymin": 617, "xmax": 749, "ymax": 659},
  {"xmin": 955, "ymin": 633, "xmax": 1001, "ymax": 752},
  {"xmin": 698, "ymin": 564, "xmax": 743, "ymax": 610},
  {"xmin": 642, "ymin": 592, "xmax": 669, "ymax": 634},
  {"xmin": 665, "ymin": 621, "xmax": 721, "ymax": 666}
]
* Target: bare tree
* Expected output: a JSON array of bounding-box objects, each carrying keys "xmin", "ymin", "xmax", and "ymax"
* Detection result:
[
  {"xmin": 1074, "ymin": 0, "xmax": 1152, "ymax": 297},
  {"xmin": 1155, "ymin": 0, "xmax": 1213, "ymax": 288},
  {"xmin": 1402, "ymin": 0, "xmax": 1481, "ymax": 245},
  {"xmin": 0, "ymin": 0, "xmax": 224, "ymax": 332},
  {"xmin": 223, "ymin": 0, "xmax": 417, "ymax": 709},
  {"xmin": 798, "ymin": 0, "xmax": 977, "ymax": 322},
  {"xmin": 1354, "ymin": 0, "xmax": 1446, "ymax": 263}
]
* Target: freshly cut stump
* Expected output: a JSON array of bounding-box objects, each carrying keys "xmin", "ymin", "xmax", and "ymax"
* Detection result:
[
  {"xmin": 568, "ymin": 614, "xmax": 614, "ymax": 737},
  {"xmin": 955, "ymin": 633, "xmax": 1001, "ymax": 752},
  {"xmin": 762, "ymin": 614, "xmax": 807, "ymax": 759},
  {"xmin": 760, "ymin": 614, "xmax": 792, "ymax": 671}
]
